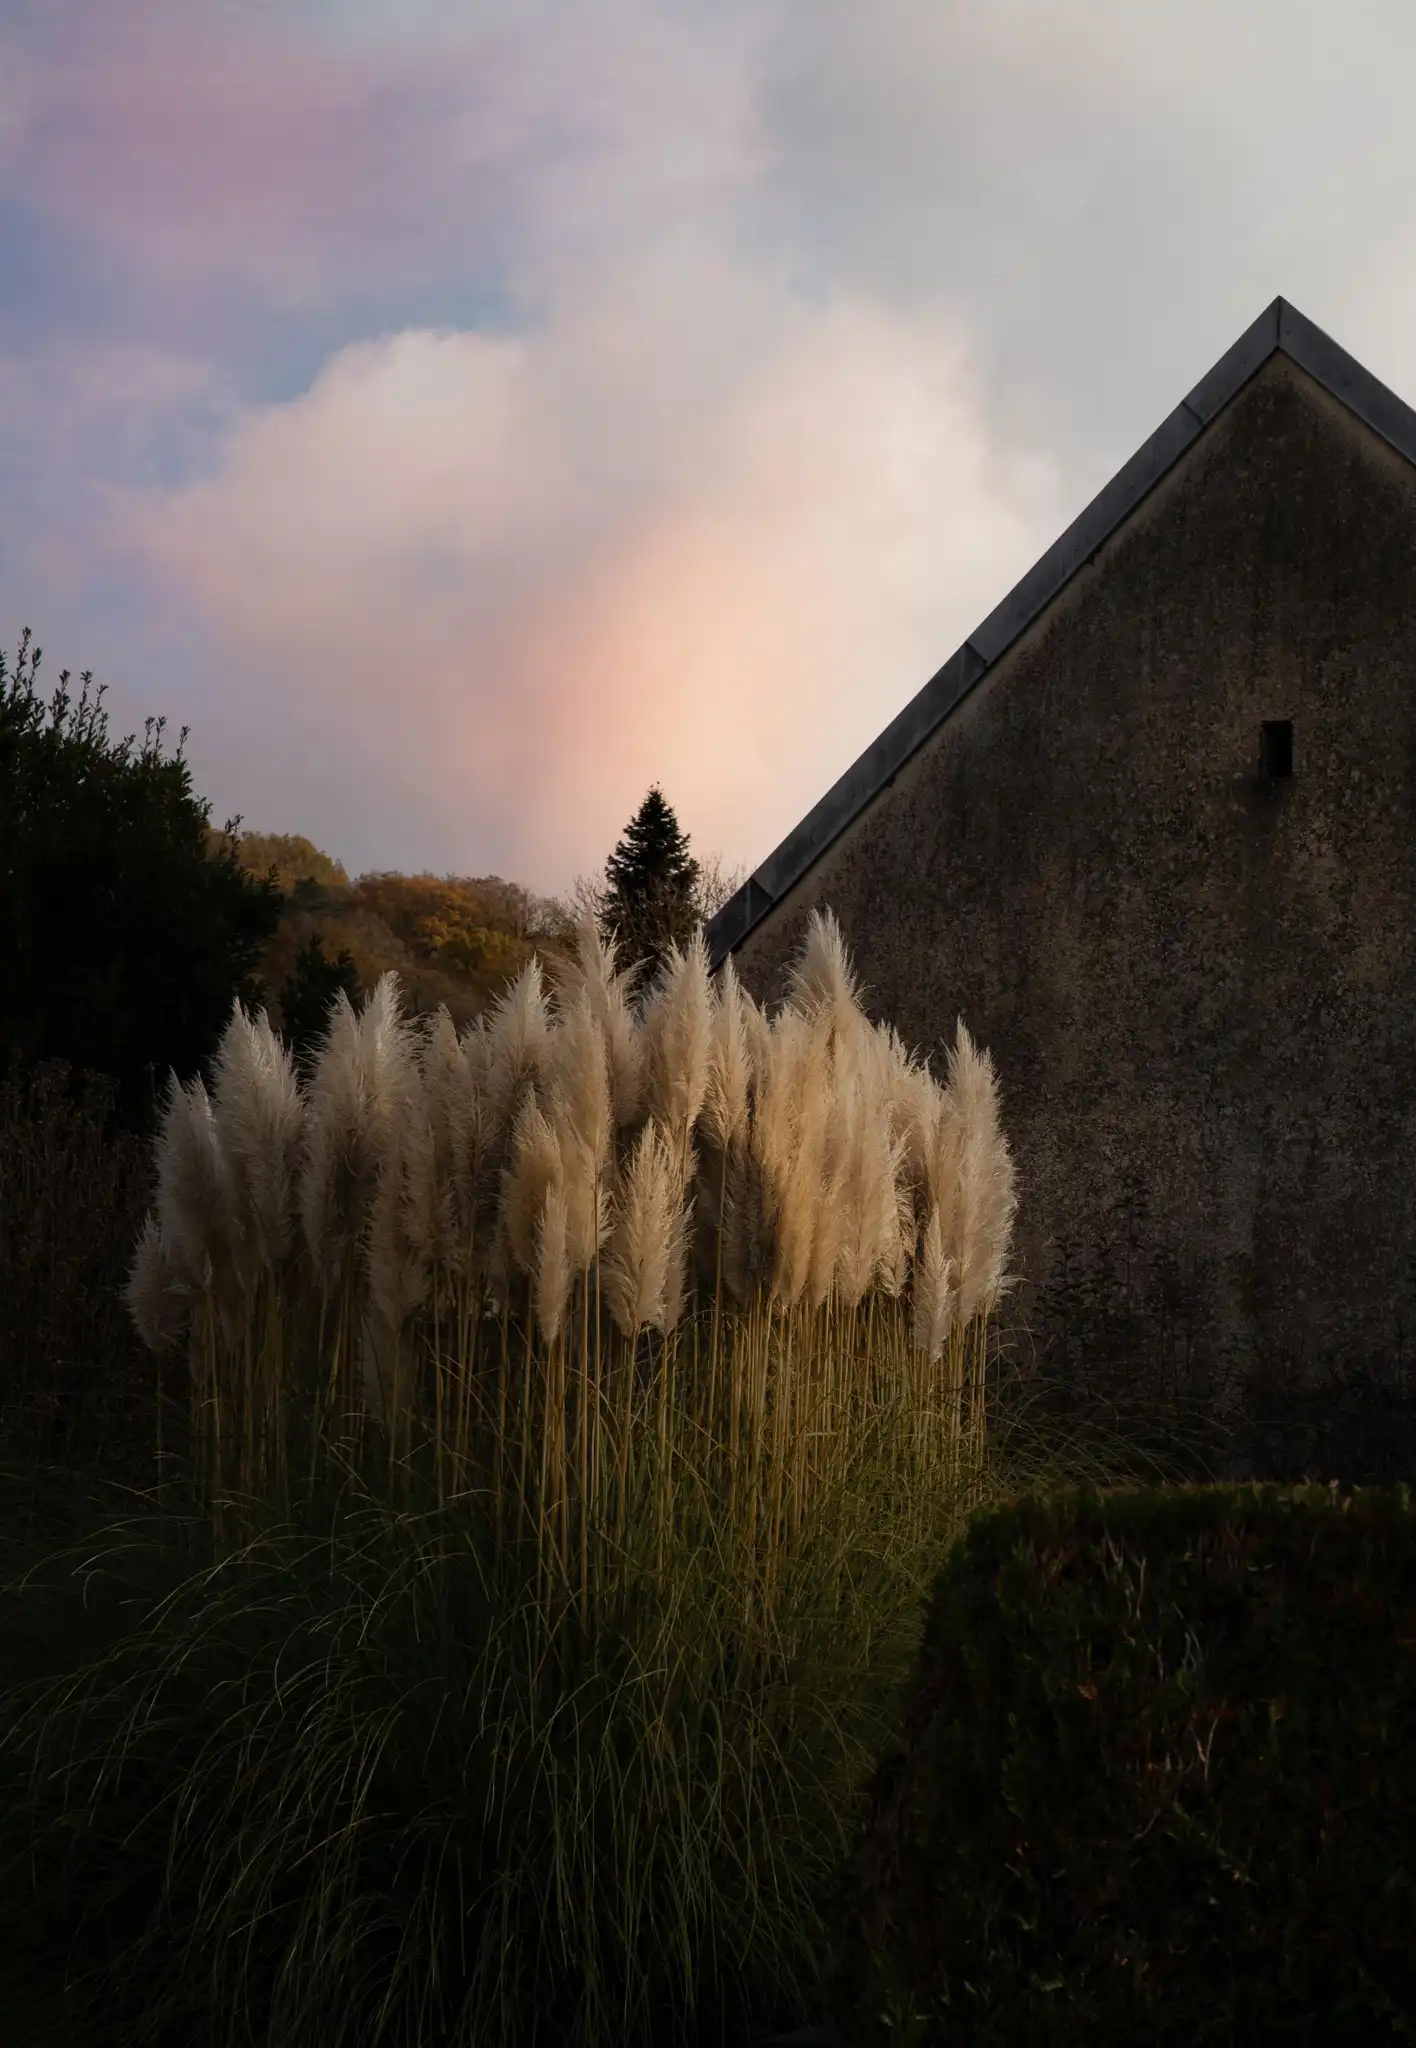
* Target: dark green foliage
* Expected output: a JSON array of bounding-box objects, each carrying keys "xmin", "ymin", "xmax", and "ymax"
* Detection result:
[
  {"xmin": 597, "ymin": 784, "xmax": 701, "ymax": 993},
  {"xmin": 287, "ymin": 873, "xmax": 334, "ymax": 916},
  {"xmin": 277, "ymin": 931, "xmax": 362, "ymax": 1077},
  {"xmin": 827, "ymin": 1481, "xmax": 1416, "ymax": 2045},
  {"xmin": 0, "ymin": 630, "xmax": 286, "ymax": 1137},
  {"xmin": 0, "ymin": 1053, "xmax": 166, "ymax": 1509}
]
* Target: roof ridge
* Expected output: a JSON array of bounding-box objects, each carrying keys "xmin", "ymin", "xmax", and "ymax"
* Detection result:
[{"xmin": 707, "ymin": 297, "xmax": 1416, "ymax": 968}]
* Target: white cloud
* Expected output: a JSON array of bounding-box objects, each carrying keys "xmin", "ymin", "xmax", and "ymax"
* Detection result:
[
  {"xmin": 11, "ymin": 0, "xmax": 1416, "ymax": 894},
  {"xmin": 98, "ymin": 232, "xmax": 1060, "ymax": 892},
  {"xmin": 754, "ymin": 0, "xmax": 1416, "ymax": 472}
]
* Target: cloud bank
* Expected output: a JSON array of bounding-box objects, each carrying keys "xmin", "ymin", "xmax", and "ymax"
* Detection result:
[{"xmin": 3, "ymin": 0, "xmax": 1415, "ymax": 891}]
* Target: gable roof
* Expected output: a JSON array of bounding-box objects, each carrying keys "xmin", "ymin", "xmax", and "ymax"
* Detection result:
[{"xmin": 705, "ymin": 297, "xmax": 1416, "ymax": 971}]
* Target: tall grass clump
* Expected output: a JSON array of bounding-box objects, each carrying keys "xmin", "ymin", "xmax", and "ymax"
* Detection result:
[{"xmin": 0, "ymin": 910, "xmax": 1173, "ymax": 2048}]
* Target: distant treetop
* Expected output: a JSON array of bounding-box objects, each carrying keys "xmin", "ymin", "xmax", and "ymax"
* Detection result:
[{"xmin": 597, "ymin": 785, "xmax": 701, "ymax": 993}]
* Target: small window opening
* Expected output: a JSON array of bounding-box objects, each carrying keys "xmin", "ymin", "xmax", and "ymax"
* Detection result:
[{"xmin": 1261, "ymin": 719, "xmax": 1293, "ymax": 779}]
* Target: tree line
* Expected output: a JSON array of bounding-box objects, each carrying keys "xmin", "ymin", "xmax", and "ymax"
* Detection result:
[{"xmin": 1, "ymin": 627, "xmax": 743, "ymax": 1137}]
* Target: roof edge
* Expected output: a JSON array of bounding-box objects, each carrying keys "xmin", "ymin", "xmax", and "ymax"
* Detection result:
[{"xmin": 706, "ymin": 296, "xmax": 1416, "ymax": 971}]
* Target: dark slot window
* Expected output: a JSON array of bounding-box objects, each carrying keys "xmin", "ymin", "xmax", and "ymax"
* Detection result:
[{"xmin": 1261, "ymin": 719, "xmax": 1293, "ymax": 778}]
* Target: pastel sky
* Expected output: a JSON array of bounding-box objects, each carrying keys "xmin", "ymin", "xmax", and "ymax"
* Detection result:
[{"xmin": 5, "ymin": 0, "xmax": 1416, "ymax": 897}]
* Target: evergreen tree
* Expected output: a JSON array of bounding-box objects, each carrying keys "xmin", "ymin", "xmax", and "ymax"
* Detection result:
[
  {"xmin": 0, "ymin": 630, "xmax": 286, "ymax": 1137},
  {"xmin": 277, "ymin": 934, "xmax": 362, "ymax": 1079},
  {"xmin": 597, "ymin": 785, "xmax": 701, "ymax": 991}
]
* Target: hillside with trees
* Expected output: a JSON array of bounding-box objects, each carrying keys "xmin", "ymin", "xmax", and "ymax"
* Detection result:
[
  {"xmin": 217, "ymin": 792, "xmax": 744, "ymax": 1038},
  {"xmin": 3, "ymin": 623, "xmax": 743, "ymax": 1132},
  {"xmin": 209, "ymin": 830, "xmax": 570, "ymax": 1035}
]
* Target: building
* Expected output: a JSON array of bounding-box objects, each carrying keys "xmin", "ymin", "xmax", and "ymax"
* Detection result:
[{"xmin": 706, "ymin": 299, "xmax": 1416, "ymax": 1465}]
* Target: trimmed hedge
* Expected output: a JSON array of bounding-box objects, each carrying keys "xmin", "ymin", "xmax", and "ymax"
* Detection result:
[{"xmin": 826, "ymin": 1481, "xmax": 1416, "ymax": 2046}]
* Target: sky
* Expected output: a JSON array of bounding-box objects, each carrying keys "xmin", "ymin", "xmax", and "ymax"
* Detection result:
[{"xmin": 4, "ymin": 0, "xmax": 1416, "ymax": 900}]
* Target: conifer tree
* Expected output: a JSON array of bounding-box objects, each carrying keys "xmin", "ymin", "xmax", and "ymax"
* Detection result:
[
  {"xmin": 277, "ymin": 934, "xmax": 362, "ymax": 1079},
  {"xmin": 597, "ymin": 785, "xmax": 700, "ymax": 992}
]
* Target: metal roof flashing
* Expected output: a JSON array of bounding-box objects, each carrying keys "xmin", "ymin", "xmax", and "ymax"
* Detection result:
[{"xmin": 705, "ymin": 297, "xmax": 1416, "ymax": 972}]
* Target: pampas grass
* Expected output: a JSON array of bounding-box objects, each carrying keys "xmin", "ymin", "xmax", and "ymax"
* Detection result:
[
  {"xmin": 136, "ymin": 911, "xmax": 1018, "ymax": 1689},
  {"xmin": 154, "ymin": 1072, "xmax": 239, "ymax": 1314},
  {"xmin": 641, "ymin": 931, "xmax": 714, "ymax": 1182},
  {"xmin": 209, "ymin": 1004, "xmax": 304, "ymax": 1282},
  {"xmin": 548, "ymin": 920, "xmax": 645, "ymax": 1135},
  {"xmin": 4, "ymin": 907, "xmax": 1034, "ymax": 2048},
  {"xmin": 603, "ymin": 1122, "xmax": 680, "ymax": 1340},
  {"xmin": 125, "ymin": 1213, "xmax": 190, "ymax": 1359}
]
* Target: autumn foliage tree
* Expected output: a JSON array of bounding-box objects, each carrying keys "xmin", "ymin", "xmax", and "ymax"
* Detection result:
[
  {"xmin": 0, "ymin": 630, "xmax": 285, "ymax": 1136},
  {"xmin": 217, "ymin": 830, "xmax": 351, "ymax": 906},
  {"xmin": 350, "ymin": 872, "xmax": 529, "ymax": 977},
  {"xmin": 216, "ymin": 837, "xmax": 570, "ymax": 1034}
]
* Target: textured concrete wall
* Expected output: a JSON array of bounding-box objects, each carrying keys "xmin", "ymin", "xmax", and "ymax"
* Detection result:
[{"xmin": 728, "ymin": 355, "xmax": 1416, "ymax": 1437}]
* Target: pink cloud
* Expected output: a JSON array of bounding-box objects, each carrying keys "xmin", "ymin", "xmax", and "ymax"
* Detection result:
[
  {"xmin": 1, "ymin": 2, "xmax": 479, "ymax": 301},
  {"xmin": 0, "ymin": 0, "xmax": 770, "ymax": 309},
  {"xmin": 95, "ymin": 252, "xmax": 1061, "ymax": 893}
]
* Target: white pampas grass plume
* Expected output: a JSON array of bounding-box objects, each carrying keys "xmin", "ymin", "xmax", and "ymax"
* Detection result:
[
  {"xmin": 367, "ymin": 1096, "xmax": 437, "ymax": 1332},
  {"xmin": 752, "ymin": 1008, "xmax": 810, "ymax": 1193},
  {"xmin": 501, "ymin": 1090, "xmax": 566, "ymax": 1279},
  {"xmin": 892, "ymin": 1057, "xmax": 947, "ymax": 1221},
  {"xmin": 418, "ymin": 1005, "xmax": 465, "ymax": 1162},
  {"xmin": 563, "ymin": 1151, "xmax": 610, "ymax": 1276},
  {"xmin": 602, "ymin": 1122, "xmax": 677, "ymax": 1335},
  {"xmin": 764, "ymin": 1009, "xmax": 832, "ymax": 1311},
  {"xmin": 805, "ymin": 1141, "xmax": 848, "ymax": 1313},
  {"xmin": 715, "ymin": 1132, "xmax": 775, "ymax": 1307},
  {"xmin": 703, "ymin": 951, "xmax": 756, "ymax": 1153},
  {"xmin": 299, "ymin": 973, "xmax": 421, "ymax": 1287},
  {"xmin": 833, "ymin": 1062, "xmax": 909, "ymax": 1309},
  {"xmin": 912, "ymin": 1205, "xmax": 957, "ymax": 1362},
  {"xmin": 660, "ymin": 1138, "xmax": 693, "ymax": 1335},
  {"xmin": 124, "ymin": 1212, "xmax": 191, "ymax": 1355},
  {"xmin": 920, "ymin": 1076, "xmax": 964, "ymax": 1262},
  {"xmin": 944, "ymin": 1018, "xmax": 1020, "ymax": 1323},
  {"xmin": 482, "ymin": 958, "xmax": 551, "ymax": 1132},
  {"xmin": 475, "ymin": 965, "xmax": 553, "ymax": 1291},
  {"xmin": 803, "ymin": 1038, "xmax": 852, "ymax": 1312},
  {"xmin": 731, "ymin": 1007, "xmax": 807, "ymax": 1307},
  {"xmin": 641, "ymin": 931, "xmax": 713, "ymax": 1154},
  {"xmin": 780, "ymin": 1089, "xmax": 831, "ymax": 1309},
  {"xmin": 440, "ymin": 1015, "xmax": 515, "ymax": 1281},
  {"xmin": 784, "ymin": 908, "xmax": 865, "ymax": 1052},
  {"xmin": 155, "ymin": 1070, "xmax": 239, "ymax": 1303},
  {"xmin": 533, "ymin": 1180, "xmax": 574, "ymax": 1342},
  {"xmin": 660, "ymin": 1240, "xmax": 689, "ymax": 1336},
  {"xmin": 547, "ymin": 988, "xmax": 612, "ymax": 1175},
  {"xmin": 548, "ymin": 992, "xmax": 613, "ymax": 1272},
  {"xmin": 859, "ymin": 1022, "xmax": 918, "ymax": 1298},
  {"xmin": 415, "ymin": 1005, "xmax": 471, "ymax": 1273},
  {"xmin": 548, "ymin": 919, "xmax": 643, "ymax": 1130},
  {"xmin": 784, "ymin": 907, "xmax": 859, "ymax": 1014},
  {"xmin": 208, "ymin": 1000, "xmax": 304, "ymax": 1280}
]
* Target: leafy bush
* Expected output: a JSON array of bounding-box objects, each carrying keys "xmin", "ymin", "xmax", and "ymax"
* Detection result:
[
  {"xmin": 0, "ymin": 630, "xmax": 285, "ymax": 1136},
  {"xmin": 0, "ymin": 1053, "xmax": 167, "ymax": 1508},
  {"xmin": 827, "ymin": 1480, "xmax": 1416, "ymax": 2045}
]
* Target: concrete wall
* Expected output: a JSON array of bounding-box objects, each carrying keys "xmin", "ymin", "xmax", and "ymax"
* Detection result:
[{"xmin": 727, "ymin": 355, "xmax": 1416, "ymax": 1447}]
